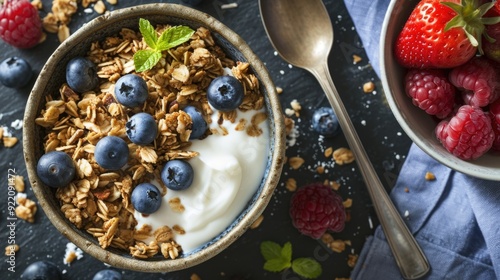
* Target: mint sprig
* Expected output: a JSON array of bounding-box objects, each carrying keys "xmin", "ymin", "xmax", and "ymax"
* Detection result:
[
  {"xmin": 133, "ymin": 18, "xmax": 195, "ymax": 72},
  {"xmin": 260, "ymin": 241, "xmax": 322, "ymax": 279}
]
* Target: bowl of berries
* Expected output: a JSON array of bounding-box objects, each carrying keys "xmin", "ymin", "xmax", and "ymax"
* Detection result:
[
  {"xmin": 380, "ymin": 0, "xmax": 500, "ymax": 180},
  {"xmin": 23, "ymin": 3, "xmax": 285, "ymax": 272}
]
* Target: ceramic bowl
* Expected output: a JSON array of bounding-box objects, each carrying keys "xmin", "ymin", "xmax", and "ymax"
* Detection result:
[
  {"xmin": 380, "ymin": 0, "xmax": 500, "ymax": 181},
  {"xmin": 23, "ymin": 3, "xmax": 285, "ymax": 272}
]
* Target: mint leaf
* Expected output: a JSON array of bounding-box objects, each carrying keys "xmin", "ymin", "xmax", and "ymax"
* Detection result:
[
  {"xmin": 260, "ymin": 241, "xmax": 282, "ymax": 261},
  {"xmin": 156, "ymin": 25, "xmax": 195, "ymax": 51},
  {"xmin": 133, "ymin": 49, "xmax": 161, "ymax": 73},
  {"xmin": 291, "ymin": 258, "xmax": 322, "ymax": 279},
  {"xmin": 263, "ymin": 259, "xmax": 291, "ymax": 272},
  {"xmin": 281, "ymin": 242, "xmax": 292, "ymax": 262},
  {"xmin": 139, "ymin": 18, "xmax": 158, "ymax": 49}
]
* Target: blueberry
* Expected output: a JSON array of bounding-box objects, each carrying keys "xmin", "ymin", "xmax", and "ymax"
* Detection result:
[
  {"xmin": 0, "ymin": 57, "xmax": 33, "ymax": 88},
  {"xmin": 131, "ymin": 182, "xmax": 162, "ymax": 214},
  {"xmin": 126, "ymin": 112, "xmax": 157, "ymax": 145},
  {"xmin": 114, "ymin": 74, "xmax": 148, "ymax": 107},
  {"xmin": 92, "ymin": 269, "xmax": 122, "ymax": 280},
  {"xmin": 66, "ymin": 57, "xmax": 99, "ymax": 93},
  {"xmin": 21, "ymin": 261, "xmax": 62, "ymax": 280},
  {"xmin": 311, "ymin": 107, "xmax": 340, "ymax": 137},
  {"xmin": 183, "ymin": 105, "xmax": 207, "ymax": 139},
  {"xmin": 161, "ymin": 160, "xmax": 194, "ymax": 191},
  {"xmin": 36, "ymin": 151, "xmax": 76, "ymax": 188},
  {"xmin": 206, "ymin": 75, "xmax": 244, "ymax": 112},
  {"xmin": 94, "ymin": 136, "xmax": 129, "ymax": 170}
]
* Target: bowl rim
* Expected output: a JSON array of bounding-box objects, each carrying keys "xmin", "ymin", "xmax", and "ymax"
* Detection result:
[
  {"xmin": 23, "ymin": 3, "xmax": 286, "ymax": 272},
  {"xmin": 380, "ymin": 0, "xmax": 500, "ymax": 181}
]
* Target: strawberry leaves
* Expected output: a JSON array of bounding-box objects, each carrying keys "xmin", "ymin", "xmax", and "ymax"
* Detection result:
[
  {"xmin": 442, "ymin": 0, "xmax": 500, "ymax": 52},
  {"xmin": 133, "ymin": 18, "xmax": 195, "ymax": 72}
]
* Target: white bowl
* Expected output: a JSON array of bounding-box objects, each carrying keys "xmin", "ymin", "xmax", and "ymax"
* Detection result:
[{"xmin": 380, "ymin": 0, "xmax": 500, "ymax": 181}]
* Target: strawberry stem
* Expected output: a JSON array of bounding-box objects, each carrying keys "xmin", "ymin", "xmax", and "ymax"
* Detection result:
[{"xmin": 441, "ymin": 0, "xmax": 500, "ymax": 54}]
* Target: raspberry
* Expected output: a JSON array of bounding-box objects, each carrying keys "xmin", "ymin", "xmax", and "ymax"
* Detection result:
[
  {"xmin": 0, "ymin": 0, "xmax": 42, "ymax": 49},
  {"xmin": 448, "ymin": 57, "xmax": 500, "ymax": 107},
  {"xmin": 489, "ymin": 99, "xmax": 500, "ymax": 151},
  {"xmin": 289, "ymin": 183, "xmax": 345, "ymax": 239},
  {"xmin": 404, "ymin": 68, "xmax": 455, "ymax": 119},
  {"xmin": 435, "ymin": 105, "xmax": 494, "ymax": 160}
]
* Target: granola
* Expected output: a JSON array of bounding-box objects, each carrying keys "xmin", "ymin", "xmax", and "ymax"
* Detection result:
[{"xmin": 36, "ymin": 24, "xmax": 266, "ymax": 259}]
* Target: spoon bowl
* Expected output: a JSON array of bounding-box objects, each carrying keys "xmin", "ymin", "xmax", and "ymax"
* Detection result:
[
  {"xmin": 259, "ymin": 0, "xmax": 429, "ymax": 278},
  {"xmin": 259, "ymin": 0, "xmax": 333, "ymax": 69}
]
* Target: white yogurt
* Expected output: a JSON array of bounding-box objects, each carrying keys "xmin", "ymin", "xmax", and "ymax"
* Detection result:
[{"xmin": 134, "ymin": 108, "xmax": 269, "ymax": 253}]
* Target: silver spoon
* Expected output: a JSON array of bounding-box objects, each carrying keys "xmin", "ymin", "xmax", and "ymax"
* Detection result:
[{"xmin": 259, "ymin": 0, "xmax": 429, "ymax": 278}]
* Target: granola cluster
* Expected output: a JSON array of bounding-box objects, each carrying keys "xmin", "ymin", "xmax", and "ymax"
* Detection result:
[{"xmin": 35, "ymin": 24, "xmax": 266, "ymax": 259}]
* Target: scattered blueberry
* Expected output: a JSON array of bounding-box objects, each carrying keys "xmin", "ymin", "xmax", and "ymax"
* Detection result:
[
  {"xmin": 36, "ymin": 151, "xmax": 76, "ymax": 188},
  {"xmin": 311, "ymin": 107, "xmax": 340, "ymax": 137},
  {"xmin": 183, "ymin": 105, "xmax": 207, "ymax": 139},
  {"xmin": 126, "ymin": 112, "xmax": 158, "ymax": 145},
  {"xmin": 114, "ymin": 74, "xmax": 148, "ymax": 107},
  {"xmin": 206, "ymin": 75, "xmax": 244, "ymax": 111},
  {"xmin": 92, "ymin": 269, "xmax": 122, "ymax": 280},
  {"xmin": 66, "ymin": 57, "xmax": 99, "ymax": 93},
  {"xmin": 0, "ymin": 56, "xmax": 33, "ymax": 88},
  {"xmin": 131, "ymin": 182, "xmax": 162, "ymax": 214},
  {"xmin": 21, "ymin": 261, "xmax": 62, "ymax": 280},
  {"xmin": 94, "ymin": 136, "xmax": 129, "ymax": 170},
  {"xmin": 161, "ymin": 160, "xmax": 194, "ymax": 191},
  {"xmin": 181, "ymin": 0, "xmax": 203, "ymax": 6}
]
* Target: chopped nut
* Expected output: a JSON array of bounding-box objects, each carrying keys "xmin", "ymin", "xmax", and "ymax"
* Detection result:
[
  {"xmin": 276, "ymin": 87, "xmax": 283, "ymax": 94},
  {"xmin": 250, "ymin": 214, "xmax": 264, "ymax": 229},
  {"xmin": 324, "ymin": 147, "xmax": 333, "ymax": 158},
  {"xmin": 14, "ymin": 175, "xmax": 25, "ymax": 192},
  {"xmin": 347, "ymin": 254, "xmax": 359, "ymax": 268},
  {"xmin": 288, "ymin": 156, "xmax": 305, "ymax": 169},
  {"xmin": 333, "ymin": 147, "xmax": 355, "ymax": 165},
  {"xmin": 5, "ymin": 244, "xmax": 19, "ymax": 256},
  {"xmin": 285, "ymin": 178, "xmax": 297, "ymax": 192},
  {"xmin": 343, "ymin": 198, "xmax": 352, "ymax": 208},
  {"xmin": 3, "ymin": 137, "xmax": 18, "ymax": 148},
  {"xmin": 425, "ymin": 172, "xmax": 436, "ymax": 181},
  {"xmin": 352, "ymin": 54, "xmax": 362, "ymax": 64},
  {"xmin": 316, "ymin": 165, "xmax": 325, "ymax": 174},
  {"xmin": 57, "ymin": 24, "xmax": 70, "ymax": 43},
  {"xmin": 15, "ymin": 194, "xmax": 37, "ymax": 223},
  {"xmin": 363, "ymin": 81, "xmax": 375, "ymax": 93},
  {"xmin": 94, "ymin": 0, "xmax": 106, "ymax": 14},
  {"xmin": 191, "ymin": 273, "xmax": 202, "ymax": 280}
]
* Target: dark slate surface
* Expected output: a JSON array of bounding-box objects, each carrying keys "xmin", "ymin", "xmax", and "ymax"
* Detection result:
[{"xmin": 0, "ymin": 0, "xmax": 412, "ymax": 279}]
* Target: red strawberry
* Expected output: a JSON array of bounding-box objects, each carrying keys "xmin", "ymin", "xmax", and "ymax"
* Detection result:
[
  {"xmin": 0, "ymin": 0, "xmax": 42, "ymax": 49},
  {"xmin": 395, "ymin": 0, "xmax": 496, "ymax": 68}
]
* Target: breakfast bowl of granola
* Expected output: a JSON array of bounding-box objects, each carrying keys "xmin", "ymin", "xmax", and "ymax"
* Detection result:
[
  {"xmin": 380, "ymin": 0, "xmax": 500, "ymax": 181},
  {"xmin": 23, "ymin": 3, "xmax": 285, "ymax": 272}
]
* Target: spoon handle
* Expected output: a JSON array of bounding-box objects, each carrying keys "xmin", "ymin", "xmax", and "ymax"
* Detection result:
[{"xmin": 310, "ymin": 61, "xmax": 429, "ymax": 279}]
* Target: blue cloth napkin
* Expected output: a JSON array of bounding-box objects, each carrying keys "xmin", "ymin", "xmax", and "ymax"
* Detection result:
[{"xmin": 343, "ymin": 0, "xmax": 500, "ymax": 278}]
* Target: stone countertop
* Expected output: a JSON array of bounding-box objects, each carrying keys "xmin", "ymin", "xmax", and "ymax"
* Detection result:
[{"xmin": 0, "ymin": 0, "xmax": 412, "ymax": 279}]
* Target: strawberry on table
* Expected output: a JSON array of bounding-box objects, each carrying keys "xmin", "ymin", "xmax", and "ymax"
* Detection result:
[
  {"xmin": 395, "ymin": 0, "xmax": 499, "ymax": 69},
  {"xmin": 0, "ymin": 0, "xmax": 42, "ymax": 49}
]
